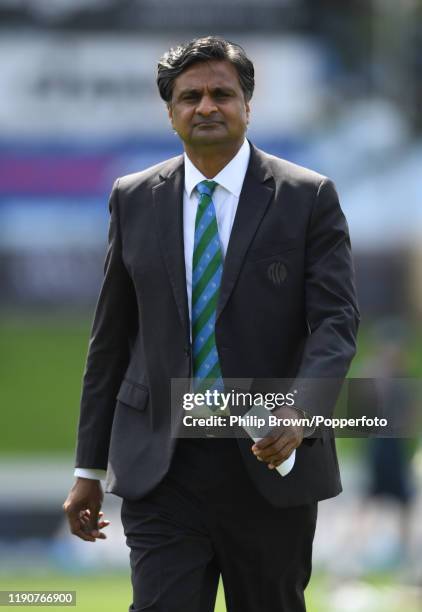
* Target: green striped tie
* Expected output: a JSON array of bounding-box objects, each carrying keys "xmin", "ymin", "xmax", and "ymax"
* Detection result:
[{"xmin": 191, "ymin": 180, "xmax": 225, "ymax": 411}]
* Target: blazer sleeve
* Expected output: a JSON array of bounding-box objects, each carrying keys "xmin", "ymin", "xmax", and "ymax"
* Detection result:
[
  {"xmin": 75, "ymin": 179, "xmax": 138, "ymax": 469},
  {"xmin": 294, "ymin": 177, "xmax": 360, "ymax": 420}
]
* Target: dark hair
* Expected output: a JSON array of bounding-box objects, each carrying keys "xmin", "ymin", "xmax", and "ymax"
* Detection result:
[{"xmin": 157, "ymin": 36, "xmax": 255, "ymax": 105}]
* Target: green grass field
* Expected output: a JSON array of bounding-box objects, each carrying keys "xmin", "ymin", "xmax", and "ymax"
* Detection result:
[
  {"xmin": 1, "ymin": 315, "xmax": 421, "ymax": 456},
  {"xmin": 1, "ymin": 315, "xmax": 421, "ymax": 611},
  {"xmin": 2, "ymin": 571, "xmax": 420, "ymax": 612},
  {"xmin": 0, "ymin": 316, "xmax": 89, "ymax": 454}
]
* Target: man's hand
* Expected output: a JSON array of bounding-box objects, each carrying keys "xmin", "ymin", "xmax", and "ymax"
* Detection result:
[
  {"xmin": 62, "ymin": 478, "xmax": 110, "ymax": 542},
  {"xmin": 251, "ymin": 406, "xmax": 304, "ymax": 469}
]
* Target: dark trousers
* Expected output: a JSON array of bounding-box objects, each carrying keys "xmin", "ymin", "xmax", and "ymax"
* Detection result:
[{"xmin": 121, "ymin": 437, "xmax": 317, "ymax": 612}]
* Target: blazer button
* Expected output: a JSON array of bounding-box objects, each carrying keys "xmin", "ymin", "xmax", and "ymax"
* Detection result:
[{"xmin": 184, "ymin": 346, "xmax": 191, "ymax": 357}]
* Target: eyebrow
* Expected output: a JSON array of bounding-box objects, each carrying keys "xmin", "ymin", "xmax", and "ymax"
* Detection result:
[
  {"xmin": 177, "ymin": 85, "xmax": 236, "ymax": 98},
  {"xmin": 178, "ymin": 88, "xmax": 201, "ymax": 97}
]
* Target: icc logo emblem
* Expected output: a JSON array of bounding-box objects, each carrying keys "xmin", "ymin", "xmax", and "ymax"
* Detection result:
[{"xmin": 267, "ymin": 261, "xmax": 287, "ymax": 286}]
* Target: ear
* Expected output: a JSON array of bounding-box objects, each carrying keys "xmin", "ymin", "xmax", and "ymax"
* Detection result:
[
  {"xmin": 245, "ymin": 100, "xmax": 251, "ymax": 124},
  {"xmin": 167, "ymin": 103, "xmax": 174, "ymax": 128}
]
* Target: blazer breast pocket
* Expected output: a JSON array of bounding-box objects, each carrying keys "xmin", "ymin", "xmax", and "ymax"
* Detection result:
[
  {"xmin": 116, "ymin": 378, "xmax": 149, "ymax": 412},
  {"xmin": 246, "ymin": 238, "xmax": 301, "ymax": 263}
]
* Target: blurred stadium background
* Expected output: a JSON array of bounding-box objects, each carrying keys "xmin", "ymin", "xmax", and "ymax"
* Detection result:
[{"xmin": 1, "ymin": 1, "xmax": 422, "ymax": 610}]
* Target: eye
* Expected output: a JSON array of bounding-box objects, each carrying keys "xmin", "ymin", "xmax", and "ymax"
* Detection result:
[{"xmin": 182, "ymin": 93, "xmax": 199, "ymax": 102}]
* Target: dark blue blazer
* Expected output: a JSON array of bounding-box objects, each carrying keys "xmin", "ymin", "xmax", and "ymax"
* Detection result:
[{"xmin": 75, "ymin": 142, "xmax": 360, "ymax": 507}]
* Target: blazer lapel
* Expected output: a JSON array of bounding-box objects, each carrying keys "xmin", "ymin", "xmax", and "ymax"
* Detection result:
[
  {"xmin": 152, "ymin": 156, "xmax": 190, "ymax": 342},
  {"xmin": 216, "ymin": 145, "xmax": 274, "ymax": 322}
]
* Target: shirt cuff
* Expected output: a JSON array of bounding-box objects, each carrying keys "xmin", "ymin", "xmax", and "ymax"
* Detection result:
[{"xmin": 74, "ymin": 468, "xmax": 107, "ymax": 481}]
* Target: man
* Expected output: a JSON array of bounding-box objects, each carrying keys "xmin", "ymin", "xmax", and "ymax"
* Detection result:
[{"xmin": 63, "ymin": 36, "xmax": 359, "ymax": 611}]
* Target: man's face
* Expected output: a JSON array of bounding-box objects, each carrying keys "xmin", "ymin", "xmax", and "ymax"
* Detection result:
[{"xmin": 168, "ymin": 60, "xmax": 250, "ymax": 149}]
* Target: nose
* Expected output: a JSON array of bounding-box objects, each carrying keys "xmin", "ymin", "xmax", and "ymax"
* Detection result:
[{"xmin": 196, "ymin": 94, "xmax": 217, "ymax": 116}]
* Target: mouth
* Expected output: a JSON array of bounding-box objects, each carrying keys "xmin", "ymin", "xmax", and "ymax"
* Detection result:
[{"xmin": 194, "ymin": 121, "xmax": 224, "ymax": 127}]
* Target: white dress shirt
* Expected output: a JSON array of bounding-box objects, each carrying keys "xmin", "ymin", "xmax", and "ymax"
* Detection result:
[{"xmin": 75, "ymin": 139, "xmax": 251, "ymax": 481}]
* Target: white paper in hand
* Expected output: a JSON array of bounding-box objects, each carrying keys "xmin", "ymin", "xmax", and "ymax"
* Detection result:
[{"xmin": 241, "ymin": 402, "xmax": 296, "ymax": 477}]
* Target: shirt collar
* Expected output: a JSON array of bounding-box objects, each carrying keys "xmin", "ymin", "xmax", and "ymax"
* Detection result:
[{"xmin": 184, "ymin": 139, "xmax": 250, "ymax": 199}]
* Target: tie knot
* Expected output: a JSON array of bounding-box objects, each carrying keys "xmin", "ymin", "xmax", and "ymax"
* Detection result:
[{"xmin": 196, "ymin": 180, "xmax": 217, "ymax": 198}]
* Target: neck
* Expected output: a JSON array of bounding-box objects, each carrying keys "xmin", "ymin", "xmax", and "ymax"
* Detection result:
[{"xmin": 184, "ymin": 140, "xmax": 245, "ymax": 178}]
